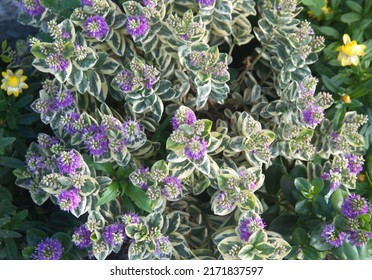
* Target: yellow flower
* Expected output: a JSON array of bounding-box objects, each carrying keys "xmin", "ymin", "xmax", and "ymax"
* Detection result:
[
  {"xmin": 336, "ymin": 34, "xmax": 366, "ymax": 66},
  {"xmin": 341, "ymin": 95, "xmax": 351, "ymax": 104},
  {"xmin": 1, "ymin": 69, "xmax": 28, "ymax": 97}
]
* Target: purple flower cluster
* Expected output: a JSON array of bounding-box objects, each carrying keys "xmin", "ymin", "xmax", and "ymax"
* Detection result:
[
  {"xmin": 154, "ymin": 236, "xmax": 173, "ymax": 259},
  {"xmin": 130, "ymin": 167, "xmax": 150, "ymax": 190},
  {"xmin": 184, "ymin": 136, "xmax": 207, "ymax": 161},
  {"xmin": 81, "ymin": 0, "xmax": 93, "ymax": 6},
  {"xmin": 45, "ymin": 54, "xmax": 69, "ymax": 72},
  {"xmin": 117, "ymin": 70, "xmax": 133, "ymax": 92},
  {"xmin": 345, "ymin": 154, "xmax": 364, "ymax": 175},
  {"xmin": 57, "ymin": 150, "xmax": 82, "ymax": 175},
  {"xmin": 302, "ymin": 104, "xmax": 324, "ymax": 128},
  {"xmin": 321, "ymin": 224, "xmax": 346, "ymax": 247},
  {"xmin": 57, "ymin": 188, "xmax": 81, "ymax": 212},
  {"xmin": 197, "ymin": 0, "xmax": 215, "ymax": 7},
  {"xmin": 49, "ymin": 90, "xmax": 74, "ymax": 111},
  {"xmin": 162, "ymin": 176, "xmax": 182, "ymax": 201},
  {"xmin": 122, "ymin": 212, "xmax": 140, "ymax": 226},
  {"xmin": 348, "ymin": 230, "xmax": 372, "ymax": 247},
  {"xmin": 21, "ymin": 0, "xmax": 45, "ymax": 17},
  {"xmin": 341, "ymin": 194, "xmax": 369, "ymax": 219},
  {"xmin": 82, "ymin": 124, "xmax": 109, "ymax": 156},
  {"xmin": 84, "ymin": 15, "xmax": 109, "ymax": 40},
  {"xmin": 103, "ymin": 223, "xmax": 126, "ymax": 246},
  {"xmin": 239, "ymin": 217, "xmax": 265, "ymax": 242},
  {"xmin": 122, "ymin": 120, "xmax": 143, "ymax": 145},
  {"xmin": 63, "ymin": 112, "xmax": 82, "ymax": 134},
  {"xmin": 72, "ymin": 225, "xmax": 92, "ymax": 248},
  {"xmin": 126, "ymin": 15, "xmax": 149, "ymax": 37},
  {"xmin": 37, "ymin": 134, "xmax": 59, "ymax": 149},
  {"xmin": 33, "ymin": 238, "xmax": 63, "ymax": 260},
  {"xmin": 143, "ymin": 0, "xmax": 156, "ymax": 8},
  {"xmin": 171, "ymin": 107, "xmax": 196, "ymax": 130}
]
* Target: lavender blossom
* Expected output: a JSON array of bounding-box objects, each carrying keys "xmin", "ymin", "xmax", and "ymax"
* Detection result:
[
  {"xmin": 345, "ymin": 154, "xmax": 364, "ymax": 175},
  {"xmin": 103, "ymin": 223, "xmax": 126, "ymax": 246},
  {"xmin": 162, "ymin": 176, "xmax": 182, "ymax": 201},
  {"xmin": 321, "ymin": 224, "xmax": 346, "ymax": 247},
  {"xmin": 341, "ymin": 194, "xmax": 369, "ymax": 219},
  {"xmin": 303, "ymin": 104, "xmax": 324, "ymax": 128},
  {"xmin": 57, "ymin": 188, "xmax": 81, "ymax": 212},
  {"xmin": 143, "ymin": 0, "xmax": 156, "ymax": 8},
  {"xmin": 348, "ymin": 230, "xmax": 372, "ymax": 247},
  {"xmin": 116, "ymin": 69, "xmax": 133, "ymax": 92},
  {"xmin": 184, "ymin": 137, "xmax": 207, "ymax": 161},
  {"xmin": 72, "ymin": 225, "xmax": 92, "ymax": 248},
  {"xmin": 62, "ymin": 112, "xmax": 81, "ymax": 134},
  {"xmin": 154, "ymin": 236, "xmax": 173, "ymax": 259},
  {"xmin": 171, "ymin": 107, "xmax": 197, "ymax": 130},
  {"xmin": 34, "ymin": 238, "xmax": 63, "ymax": 260},
  {"xmin": 50, "ymin": 90, "xmax": 74, "ymax": 111},
  {"xmin": 121, "ymin": 212, "xmax": 140, "ymax": 226},
  {"xmin": 122, "ymin": 120, "xmax": 143, "ymax": 145},
  {"xmin": 56, "ymin": 150, "xmax": 82, "ymax": 175},
  {"xmin": 126, "ymin": 15, "xmax": 149, "ymax": 37},
  {"xmin": 84, "ymin": 15, "xmax": 109, "ymax": 40},
  {"xmin": 197, "ymin": 0, "xmax": 215, "ymax": 6},
  {"xmin": 239, "ymin": 217, "xmax": 265, "ymax": 241},
  {"xmin": 83, "ymin": 124, "xmax": 109, "ymax": 156},
  {"xmin": 21, "ymin": 0, "xmax": 45, "ymax": 16},
  {"xmin": 45, "ymin": 54, "xmax": 69, "ymax": 72},
  {"xmin": 130, "ymin": 167, "xmax": 150, "ymax": 190},
  {"xmin": 81, "ymin": 0, "xmax": 93, "ymax": 6}
]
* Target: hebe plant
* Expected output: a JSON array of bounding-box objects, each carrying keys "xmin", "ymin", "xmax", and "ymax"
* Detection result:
[{"xmin": 11, "ymin": 0, "xmax": 372, "ymax": 260}]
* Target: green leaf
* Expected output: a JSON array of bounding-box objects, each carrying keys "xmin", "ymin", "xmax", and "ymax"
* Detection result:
[
  {"xmin": 126, "ymin": 185, "xmax": 152, "ymax": 213},
  {"xmin": 0, "ymin": 229, "xmax": 22, "ymax": 239},
  {"xmin": 340, "ymin": 12, "xmax": 361, "ymax": 24},
  {"xmin": 264, "ymin": 164, "xmax": 287, "ymax": 195},
  {"xmin": 310, "ymin": 223, "xmax": 331, "ymax": 251},
  {"xmin": 0, "ymin": 157, "xmax": 25, "ymax": 169},
  {"xmin": 52, "ymin": 232, "xmax": 72, "ymax": 253},
  {"xmin": 0, "ymin": 137, "xmax": 16, "ymax": 148},
  {"xmin": 95, "ymin": 182, "xmax": 119, "ymax": 207},
  {"xmin": 294, "ymin": 177, "xmax": 311, "ymax": 192},
  {"xmin": 26, "ymin": 229, "xmax": 48, "ymax": 246},
  {"xmin": 316, "ymin": 26, "xmax": 340, "ymax": 39},
  {"xmin": 330, "ymin": 189, "xmax": 349, "ymax": 214},
  {"xmin": 292, "ymin": 228, "xmax": 309, "ymax": 245}
]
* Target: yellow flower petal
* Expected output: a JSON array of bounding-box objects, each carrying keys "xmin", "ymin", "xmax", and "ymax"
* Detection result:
[
  {"xmin": 1, "ymin": 72, "xmax": 7, "ymax": 78},
  {"xmin": 21, "ymin": 75, "xmax": 28, "ymax": 82},
  {"xmin": 350, "ymin": 56, "xmax": 359, "ymax": 66},
  {"xmin": 15, "ymin": 69, "xmax": 23, "ymax": 76},
  {"xmin": 343, "ymin": 34, "xmax": 351, "ymax": 44}
]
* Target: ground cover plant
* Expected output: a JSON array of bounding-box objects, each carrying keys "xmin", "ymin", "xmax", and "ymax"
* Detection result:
[{"xmin": 0, "ymin": 0, "xmax": 371, "ymax": 260}]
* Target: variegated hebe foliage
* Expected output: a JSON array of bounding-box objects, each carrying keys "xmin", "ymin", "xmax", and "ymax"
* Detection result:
[{"xmin": 13, "ymin": 0, "xmax": 370, "ymax": 260}]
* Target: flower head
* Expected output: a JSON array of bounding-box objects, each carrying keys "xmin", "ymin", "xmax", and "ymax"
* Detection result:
[
  {"xmin": 83, "ymin": 124, "xmax": 109, "ymax": 156},
  {"xmin": 336, "ymin": 34, "xmax": 366, "ymax": 66},
  {"xmin": 321, "ymin": 224, "xmax": 346, "ymax": 247},
  {"xmin": 239, "ymin": 217, "xmax": 265, "ymax": 241},
  {"xmin": 348, "ymin": 230, "xmax": 372, "ymax": 247},
  {"xmin": 57, "ymin": 150, "xmax": 82, "ymax": 175},
  {"xmin": 57, "ymin": 188, "xmax": 81, "ymax": 212},
  {"xmin": 184, "ymin": 137, "xmax": 207, "ymax": 161},
  {"xmin": 302, "ymin": 104, "xmax": 324, "ymax": 128},
  {"xmin": 81, "ymin": 0, "xmax": 93, "ymax": 6},
  {"xmin": 154, "ymin": 236, "xmax": 173, "ymax": 259},
  {"xmin": 50, "ymin": 90, "xmax": 74, "ymax": 111},
  {"xmin": 341, "ymin": 194, "xmax": 369, "ymax": 219},
  {"xmin": 34, "ymin": 238, "xmax": 63, "ymax": 260},
  {"xmin": 45, "ymin": 54, "xmax": 69, "ymax": 72},
  {"xmin": 172, "ymin": 107, "xmax": 197, "ymax": 130},
  {"xmin": 84, "ymin": 15, "xmax": 109, "ymax": 40},
  {"xmin": 62, "ymin": 112, "xmax": 82, "ymax": 134},
  {"xmin": 103, "ymin": 223, "xmax": 126, "ymax": 246},
  {"xmin": 72, "ymin": 225, "xmax": 92, "ymax": 248},
  {"xmin": 126, "ymin": 15, "xmax": 149, "ymax": 37},
  {"xmin": 122, "ymin": 212, "xmax": 140, "ymax": 225},
  {"xmin": 162, "ymin": 176, "xmax": 182, "ymax": 201},
  {"xmin": 116, "ymin": 69, "xmax": 133, "ymax": 92},
  {"xmin": 1, "ymin": 69, "xmax": 28, "ymax": 97},
  {"xmin": 122, "ymin": 120, "xmax": 143, "ymax": 145},
  {"xmin": 22, "ymin": 0, "xmax": 45, "ymax": 16},
  {"xmin": 130, "ymin": 167, "xmax": 150, "ymax": 190},
  {"xmin": 345, "ymin": 154, "xmax": 364, "ymax": 175},
  {"xmin": 197, "ymin": 0, "xmax": 215, "ymax": 6}
]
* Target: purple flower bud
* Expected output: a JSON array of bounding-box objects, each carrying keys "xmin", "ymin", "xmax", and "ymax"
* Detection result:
[
  {"xmin": 84, "ymin": 15, "xmax": 109, "ymax": 40},
  {"xmin": 162, "ymin": 176, "xmax": 182, "ymax": 201},
  {"xmin": 341, "ymin": 194, "xmax": 369, "ymax": 219},
  {"xmin": 171, "ymin": 107, "xmax": 197, "ymax": 130},
  {"xmin": 321, "ymin": 224, "xmax": 346, "ymax": 247},
  {"xmin": 154, "ymin": 236, "xmax": 173, "ymax": 259},
  {"xmin": 34, "ymin": 238, "xmax": 63, "ymax": 260},
  {"xmin": 348, "ymin": 230, "xmax": 372, "ymax": 247},
  {"xmin": 50, "ymin": 90, "xmax": 74, "ymax": 111},
  {"xmin": 122, "ymin": 212, "xmax": 140, "ymax": 226},
  {"xmin": 143, "ymin": 0, "xmax": 156, "ymax": 8},
  {"xmin": 57, "ymin": 188, "xmax": 81, "ymax": 212},
  {"xmin": 72, "ymin": 225, "xmax": 92, "ymax": 248},
  {"xmin": 303, "ymin": 104, "xmax": 324, "ymax": 128},
  {"xmin": 21, "ymin": 0, "xmax": 45, "ymax": 17},
  {"xmin": 63, "ymin": 112, "xmax": 81, "ymax": 134},
  {"xmin": 184, "ymin": 136, "xmax": 207, "ymax": 161},
  {"xmin": 122, "ymin": 120, "xmax": 143, "ymax": 145},
  {"xmin": 126, "ymin": 15, "xmax": 149, "ymax": 37},
  {"xmin": 239, "ymin": 217, "xmax": 265, "ymax": 241},
  {"xmin": 103, "ymin": 223, "xmax": 126, "ymax": 246},
  {"xmin": 83, "ymin": 124, "xmax": 109, "ymax": 156},
  {"xmin": 116, "ymin": 69, "xmax": 133, "ymax": 92},
  {"xmin": 81, "ymin": 0, "xmax": 93, "ymax": 6},
  {"xmin": 345, "ymin": 154, "xmax": 364, "ymax": 175},
  {"xmin": 197, "ymin": 0, "xmax": 215, "ymax": 6},
  {"xmin": 45, "ymin": 54, "xmax": 69, "ymax": 72},
  {"xmin": 57, "ymin": 150, "xmax": 82, "ymax": 175},
  {"xmin": 130, "ymin": 167, "xmax": 150, "ymax": 190}
]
